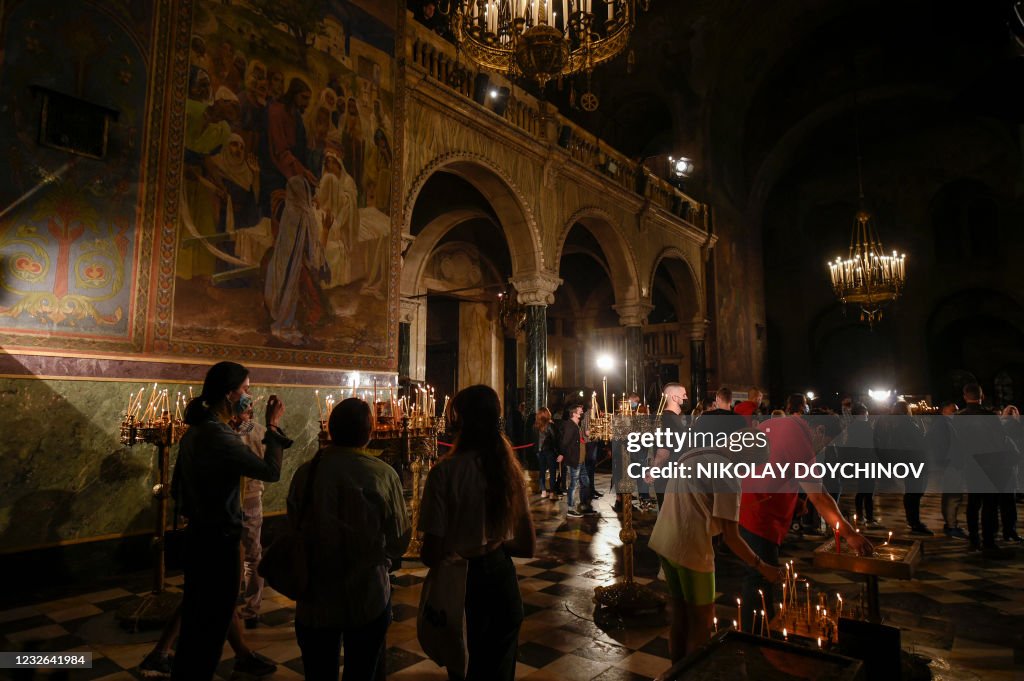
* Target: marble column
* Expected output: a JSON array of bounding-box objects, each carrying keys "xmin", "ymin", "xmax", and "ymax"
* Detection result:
[
  {"xmin": 682, "ymin": 318, "xmax": 709, "ymax": 405},
  {"xmin": 614, "ymin": 301, "xmax": 653, "ymax": 397},
  {"xmin": 511, "ymin": 271, "xmax": 561, "ymax": 416},
  {"xmin": 399, "ymin": 298, "xmax": 421, "ymax": 380},
  {"xmin": 524, "ymin": 305, "xmax": 548, "ymax": 417}
]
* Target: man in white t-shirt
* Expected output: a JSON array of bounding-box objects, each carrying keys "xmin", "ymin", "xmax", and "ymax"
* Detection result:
[{"xmin": 648, "ymin": 448, "xmax": 783, "ymax": 661}]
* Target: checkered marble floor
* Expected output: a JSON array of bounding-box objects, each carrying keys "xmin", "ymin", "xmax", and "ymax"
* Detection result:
[{"xmin": 1, "ymin": 476, "xmax": 1022, "ymax": 679}]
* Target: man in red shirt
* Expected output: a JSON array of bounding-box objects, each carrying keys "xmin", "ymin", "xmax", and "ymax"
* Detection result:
[
  {"xmin": 733, "ymin": 387, "xmax": 762, "ymax": 424},
  {"xmin": 738, "ymin": 394, "xmax": 871, "ymax": 630}
]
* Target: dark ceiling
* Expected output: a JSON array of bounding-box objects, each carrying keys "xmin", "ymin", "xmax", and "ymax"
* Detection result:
[{"xmin": 557, "ymin": 0, "xmax": 1022, "ymax": 214}]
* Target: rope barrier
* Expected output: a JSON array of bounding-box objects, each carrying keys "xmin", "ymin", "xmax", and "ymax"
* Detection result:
[{"xmin": 434, "ymin": 438, "xmax": 532, "ymax": 448}]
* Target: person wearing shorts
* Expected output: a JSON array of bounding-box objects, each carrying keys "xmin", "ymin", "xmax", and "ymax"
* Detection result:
[{"xmin": 648, "ymin": 448, "xmax": 783, "ymax": 661}]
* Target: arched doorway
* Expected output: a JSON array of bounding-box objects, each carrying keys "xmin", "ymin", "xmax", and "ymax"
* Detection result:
[
  {"xmin": 549, "ymin": 214, "xmax": 640, "ymax": 414},
  {"xmin": 927, "ymin": 290, "xmax": 1024, "ymax": 407},
  {"xmin": 648, "ymin": 252, "xmax": 703, "ymax": 406},
  {"xmin": 401, "ymin": 162, "xmax": 539, "ymax": 415}
]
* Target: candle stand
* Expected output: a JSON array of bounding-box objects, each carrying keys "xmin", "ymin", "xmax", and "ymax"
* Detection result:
[
  {"xmin": 115, "ymin": 412, "xmax": 188, "ymax": 631},
  {"xmin": 593, "ymin": 414, "xmax": 664, "ymax": 618}
]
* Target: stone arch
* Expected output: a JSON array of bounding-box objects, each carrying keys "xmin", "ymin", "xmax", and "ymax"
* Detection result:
[
  {"xmin": 649, "ymin": 247, "xmax": 703, "ymax": 321},
  {"xmin": 555, "ymin": 206, "xmax": 642, "ymax": 306},
  {"xmin": 403, "ymin": 153, "xmax": 544, "ymax": 278},
  {"xmin": 401, "ymin": 207, "xmax": 494, "ymax": 297}
]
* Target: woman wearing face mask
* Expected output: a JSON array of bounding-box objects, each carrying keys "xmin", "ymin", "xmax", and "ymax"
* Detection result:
[{"xmin": 171, "ymin": 362, "xmax": 291, "ymax": 681}]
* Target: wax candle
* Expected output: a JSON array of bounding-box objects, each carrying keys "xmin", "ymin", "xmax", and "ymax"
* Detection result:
[
  {"xmin": 761, "ymin": 609, "xmax": 768, "ymax": 637},
  {"xmin": 837, "ymin": 594, "xmax": 843, "ymax": 619},
  {"xmin": 737, "ymin": 598, "xmax": 742, "ymax": 631},
  {"xmin": 886, "ymin": 531, "xmax": 893, "ymax": 545},
  {"xmin": 758, "ymin": 589, "xmax": 768, "ymax": 629},
  {"xmin": 834, "ymin": 522, "xmax": 841, "ymax": 554},
  {"xmin": 783, "ymin": 627, "xmax": 788, "ymax": 641},
  {"xmin": 817, "ymin": 637, "xmax": 822, "ymax": 649},
  {"xmin": 713, "ymin": 616, "xmax": 718, "ymax": 632},
  {"xmin": 806, "ymin": 582, "xmax": 811, "ymax": 623}
]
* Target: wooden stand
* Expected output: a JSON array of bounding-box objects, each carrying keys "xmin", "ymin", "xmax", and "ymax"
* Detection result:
[{"xmin": 116, "ymin": 420, "xmax": 184, "ymax": 631}]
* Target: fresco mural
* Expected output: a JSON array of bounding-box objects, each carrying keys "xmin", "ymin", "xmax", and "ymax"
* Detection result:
[
  {"xmin": 169, "ymin": 0, "xmax": 397, "ymax": 360},
  {"xmin": 0, "ymin": 0, "xmax": 155, "ymax": 351}
]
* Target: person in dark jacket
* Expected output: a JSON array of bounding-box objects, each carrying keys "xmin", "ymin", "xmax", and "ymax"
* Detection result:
[
  {"xmin": 843, "ymin": 404, "xmax": 878, "ymax": 526},
  {"xmin": 874, "ymin": 401, "xmax": 931, "ymax": 535},
  {"xmin": 956, "ymin": 383, "xmax": 1015, "ymax": 554},
  {"xmin": 171, "ymin": 362, "xmax": 292, "ymax": 681},
  {"xmin": 560, "ymin": 403, "xmax": 593, "ymax": 517},
  {"xmin": 534, "ymin": 407, "xmax": 561, "ymax": 500}
]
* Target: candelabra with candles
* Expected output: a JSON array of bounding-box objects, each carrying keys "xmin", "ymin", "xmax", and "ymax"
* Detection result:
[
  {"xmin": 593, "ymin": 386, "xmax": 664, "ymax": 618},
  {"xmin": 115, "ymin": 384, "xmax": 190, "ymax": 630}
]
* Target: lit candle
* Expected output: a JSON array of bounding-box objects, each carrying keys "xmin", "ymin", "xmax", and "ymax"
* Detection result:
[
  {"xmin": 818, "ymin": 637, "xmax": 822, "ymax": 649},
  {"xmin": 853, "ymin": 513, "xmax": 857, "ymax": 529},
  {"xmin": 806, "ymin": 582, "xmax": 811, "ymax": 624},
  {"xmin": 761, "ymin": 609, "xmax": 768, "ymax": 637},
  {"xmin": 783, "ymin": 627, "xmax": 788, "ymax": 641},
  {"xmin": 886, "ymin": 531, "xmax": 893, "ymax": 545},
  {"xmin": 732, "ymin": 620, "xmax": 738, "ymax": 630},
  {"xmin": 835, "ymin": 521, "xmax": 841, "ymax": 554},
  {"xmin": 737, "ymin": 597, "xmax": 742, "ymax": 632},
  {"xmin": 758, "ymin": 589, "xmax": 768, "ymax": 627},
  {"xmin": 713, "ymin": 616, "xmax": 718, "ymax": 633},
  {"xmin": 837, "ymin": 594, "xmax": 843, "ymax": 619}
]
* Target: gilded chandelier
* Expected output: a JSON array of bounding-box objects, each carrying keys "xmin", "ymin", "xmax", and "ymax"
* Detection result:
[
  {"xmin": 828, "ymin": 207, "xmax": 906, "ymax": 327},
  {"xmin": 446, "ymin": 0, "xmax": 650, "ymax": 88}
]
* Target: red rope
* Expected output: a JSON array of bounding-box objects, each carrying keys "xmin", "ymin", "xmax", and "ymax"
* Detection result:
[{"xmin": 437, "ymin": 440, "xmax": 533, "ymax": 449}]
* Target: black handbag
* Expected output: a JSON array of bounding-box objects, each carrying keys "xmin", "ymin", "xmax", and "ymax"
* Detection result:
[{"xmin": 258, "ymin": 453, "xmax": 321, "ymax": 600}]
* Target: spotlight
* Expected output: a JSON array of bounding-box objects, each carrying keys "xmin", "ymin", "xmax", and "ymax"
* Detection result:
[
  {"xmin": 868, "ymin": 388, "xmax": 892, "ymax": 402},
  {"xmin": 596, "ymin": 354, "xmax": 614, "ymax": 372},
  {"xmin": 668, "ymin": 156, "xmax": 694, "ymax": 178},
  {"xmin": 806, "ymin": 391, "xmax": 816, "ymax": 402},
  {"xmin": 491, "ymin": 86, "xmax": 510, "ymax": 116}
]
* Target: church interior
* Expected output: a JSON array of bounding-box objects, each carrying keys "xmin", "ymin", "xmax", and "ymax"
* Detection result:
[{"xmin": 0, "ymin": 0, "xmax": 1022, "ymax": 679}]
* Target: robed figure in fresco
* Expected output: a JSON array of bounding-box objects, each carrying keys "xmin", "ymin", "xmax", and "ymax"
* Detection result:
[{"xmin": 264, "ymin": 176, "xmax": 327, "ymax": 345}]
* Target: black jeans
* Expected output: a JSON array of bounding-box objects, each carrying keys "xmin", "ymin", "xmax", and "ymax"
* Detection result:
[
  {"xmin": 295, "ymin": 602, "xmax": 391, "ymax": 681},
  {"xmin": 172, "ymin": 527, "xmax": 242, "ymax": 681},
  {"xmin": 999, "ymin": 492, "xmax": 1018, "ymax": 539},
  {"xmin": 903, "ymin": 493, "xmax": 924, "ymax": 527},
  {"xmin": 855, "ymin": 492, "xmax": 874, "ymax": 521},
  {"xmin": 967, "ymin": 493, "xmax": 999, "ymax": 547},
  {"xmin": 585, "ymin": 442, "xmax": 599, "ymax": 496},
  {"xmin": 465, "ymin": 549, "xmax": 523, "ymax": 681},
  {"xmin": 739, "ymin": 526, "xmax": 779, "ymax": 633}
]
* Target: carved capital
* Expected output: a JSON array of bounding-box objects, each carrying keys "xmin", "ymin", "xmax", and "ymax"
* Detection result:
[
  {"xmin": 399, "ymin": 297, "xmax": 422, "ymax": 324},
  {"xmin": 613, "ymin": 301, "xmax": 654, "ymax": 327},
  {"xmin": 510, "ymin": 271, "xmax": 562, "ymax": 306},
  {"xmin": 680, "ymin": 317, "xmax": 710, "ymax": 341}
]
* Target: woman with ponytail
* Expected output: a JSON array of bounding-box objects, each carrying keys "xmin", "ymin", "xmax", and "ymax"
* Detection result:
[
  {"xmin": 171, "ymin": 362, "xmax": 292, "ymax": 681},
  {"xmin": 419, "ymin": 385, "xmax": 535, "ymax": 681}
]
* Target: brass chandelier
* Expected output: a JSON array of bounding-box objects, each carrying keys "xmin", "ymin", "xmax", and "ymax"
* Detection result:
[
  {"xmin": 827, "ymin": 207, "xmax": 906, "ymax": 326},
  {"xmin": 444, "ymin": 0, "xmax": 650, "ymax": 90}
]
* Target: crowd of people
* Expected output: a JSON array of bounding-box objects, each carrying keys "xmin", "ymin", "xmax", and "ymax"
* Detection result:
[{"xmin": 149, "ymin": 361, "xmax": 1021, "ymax": 679}]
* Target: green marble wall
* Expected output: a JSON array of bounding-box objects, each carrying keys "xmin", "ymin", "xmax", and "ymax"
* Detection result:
[{"xmin": 0, "ymin": 377, "xmax": 324, "ymax": 553}]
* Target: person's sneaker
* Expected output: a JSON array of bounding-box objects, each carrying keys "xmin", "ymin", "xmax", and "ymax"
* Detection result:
[
  {"xmin": 582, "ymin": 506, "xmax": 598, "ymax": 516},
  {"xmin": 1003, "ymin": 534, "xmax": 1024, "ymax": 544},
  {"xmin": 864, "ymin": 518, "xmax": 881, "ymax": 528},
  {"xmin": 944, "ymin": 526, "xmax": 968, "ymax": 540},
  {"xmin": 138, "ymin": 651, "xmax": 173, "ymax": 677},
  {"xmin": 591, "ymin": 490, "xmax": 604, "ymax": 498},
  {"xmin": 909, "ymin": 525, "xmax": 934, "ymax": 536},
  {"xmin": 567, "ymin": 508, "xmax": 583, "ymax": 518},
  {"xmin": 234, "ymin": 651, "xmax": 277, "ymax": 677},
  {"xmin": 540, "ymin": 491, "xmax": 548, "ymax": 499}
]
